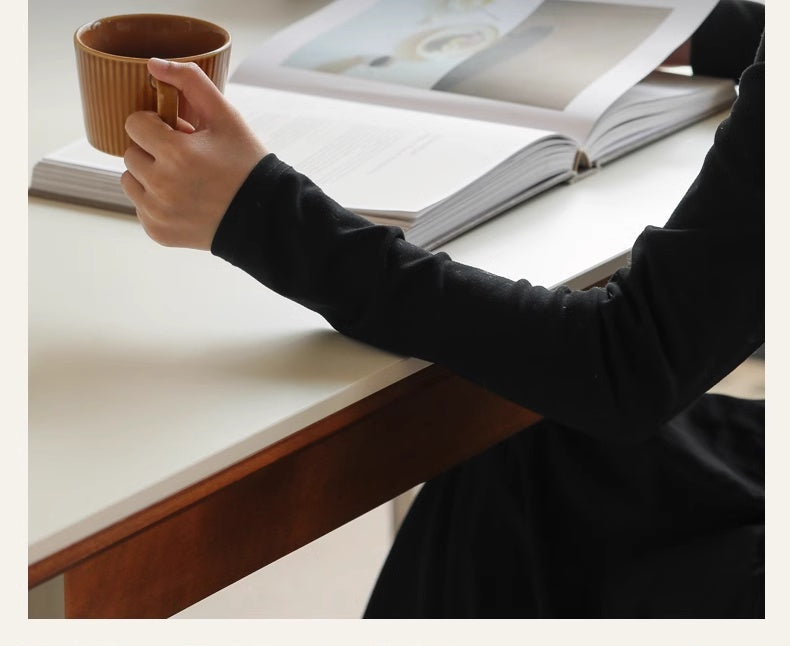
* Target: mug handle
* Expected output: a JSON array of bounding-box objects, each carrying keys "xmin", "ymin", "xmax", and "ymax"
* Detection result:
[{"xmin": 153, "ymin": 77, "xmax": 179, "ymax": 129}]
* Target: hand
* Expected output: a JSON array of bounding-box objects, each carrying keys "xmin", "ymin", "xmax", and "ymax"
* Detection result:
[{"xmin": 121, "ymin": 58, "xmax": 268, "ymax": 250}]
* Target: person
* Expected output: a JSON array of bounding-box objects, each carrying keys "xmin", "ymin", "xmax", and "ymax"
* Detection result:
[{"xmin": 120, "ymin": 0, "xmax": 765, "ymax": 618}]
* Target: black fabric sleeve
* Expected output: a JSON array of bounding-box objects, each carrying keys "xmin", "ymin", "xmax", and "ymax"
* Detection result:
[
  {"xmin": 212, "ymin": 40, "xmax": 764, "ymax": 443},
  {"xmin": 691, "ymin": 0, "xmax": 765, "ymax": 80}
]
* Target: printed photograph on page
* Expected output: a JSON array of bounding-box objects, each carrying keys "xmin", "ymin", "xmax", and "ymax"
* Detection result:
[{"xmin": 281, "ymin": 0, "xmax": 671, "ymax": 111}]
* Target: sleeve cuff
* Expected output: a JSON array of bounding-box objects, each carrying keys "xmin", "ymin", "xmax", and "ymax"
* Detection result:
[{"xmin": 210, "ymin": 152, "xmax": 288, "ymax": 264}]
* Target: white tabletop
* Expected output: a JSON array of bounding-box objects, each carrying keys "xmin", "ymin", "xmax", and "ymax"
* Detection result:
[{"xmin": 28, "ymin": 0, "xmax": 722, "ymax": 565}]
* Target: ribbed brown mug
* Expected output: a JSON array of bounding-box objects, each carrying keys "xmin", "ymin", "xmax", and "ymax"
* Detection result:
[{"xmin": 74, "ymin": 14, "xmax": 231, "ymax": 157}]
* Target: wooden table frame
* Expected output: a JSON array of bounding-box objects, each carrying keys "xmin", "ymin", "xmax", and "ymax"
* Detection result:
[{"xmin": 28, "ymin": 364, "xmax": 541, "ymax": 618}]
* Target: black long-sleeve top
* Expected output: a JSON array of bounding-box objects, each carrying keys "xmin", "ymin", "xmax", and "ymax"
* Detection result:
[
  {"xmin": 690, "ymin": 0, "xmax": 764, "ymax": 80},
  {"xmin": 211, "ymin": 14, "xmax": 764, "ymax": 444}
]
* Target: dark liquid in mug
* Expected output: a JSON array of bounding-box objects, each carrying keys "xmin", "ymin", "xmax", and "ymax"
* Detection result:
[{"xmin": 79, "ymin": 16, "xmax": 228, "ymax": 59}]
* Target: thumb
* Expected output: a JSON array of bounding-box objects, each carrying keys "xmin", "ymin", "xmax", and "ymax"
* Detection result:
[{"xmin": 147, "ymin": 58, "xmax": 226, "ymax": 128}]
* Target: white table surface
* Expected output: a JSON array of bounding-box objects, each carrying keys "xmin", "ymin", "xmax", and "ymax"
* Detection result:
[{"xmin": 28, "ymin": 0, "xmax": 722, "ymax": 565}]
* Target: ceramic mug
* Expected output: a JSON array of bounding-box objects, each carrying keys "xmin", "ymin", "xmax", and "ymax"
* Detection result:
[{"xmin": 74, "ymin": 14, "xmax": 231, "ymax": 156}]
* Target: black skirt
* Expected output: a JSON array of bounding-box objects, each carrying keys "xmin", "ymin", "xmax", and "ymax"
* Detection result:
[{"xmin": 364, "ymin": 394, "xmax": 764, "ymax": 618}]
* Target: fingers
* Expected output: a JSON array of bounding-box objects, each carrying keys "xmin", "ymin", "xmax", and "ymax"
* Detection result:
[
  {"xmin": 147, "ymin": 58, "xmax": 226, "ymax": 129},
  {"xmin": 130, "ymin": 59, "xmax": 237, "ymax": 157},
  {"xmin": 122, "ymin": 144, "xmax": 164, "ymax": 227},
  {"xmin": 175, "ymin": 116, "xmax": 196, "ymax": 134},
  {"xmin": 120, "ymin": 169, "xmax": 145, "ymax": 207},
  {"xmin": 120, "ymin": 170, "xmax": 160, "ymax": 236},
  {"xmin": 122, "ymin": 142, "xmax": 156, "ymax": 191},
  {"xmin": 126, "ymin": 110, "xmax": 175, "ymax": 158},
  {"xmin": 121, "ymin": 168, "xmax": 174, "ymax": 246}
]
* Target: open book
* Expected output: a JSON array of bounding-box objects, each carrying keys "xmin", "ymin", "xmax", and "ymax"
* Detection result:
[{"xmin": 30, "ymin": 0, "xmax": 733, "ymax": 249}]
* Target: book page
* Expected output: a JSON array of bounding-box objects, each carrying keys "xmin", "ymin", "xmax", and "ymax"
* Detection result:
[
  {"xmin": 583, "ymin": 70, "xmax": 734, "ymax": 162},
  {"xmin": 233, "ymin": 0, "xmax": 718, "ymax": 143},
  {"xmin": 43, "ymin": 83, "xmax": 563, "ymax": 217},
  {"xmin": 225, "ymin": 84, "xmax": 560, "ymax": 214}
]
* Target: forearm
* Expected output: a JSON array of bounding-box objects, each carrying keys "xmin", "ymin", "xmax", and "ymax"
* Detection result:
[{"xmin": 212, "ymin": 42, "xmax": 764, "ymax": 442}]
